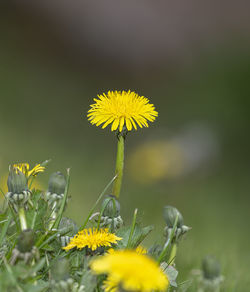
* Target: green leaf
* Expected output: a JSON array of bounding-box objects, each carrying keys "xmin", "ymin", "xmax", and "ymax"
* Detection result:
[
  {"xmin": 69, "ymin": 250, "xmax": 85, "ymax": 271},
  {"xmin": 80, "ymin": 270, "xmax": 96, "ymax": 292},
  {"xmin": 161, "ymin": 262, "xmax": 178, "ymax": 288},
  {"xmin": 117, "ymin": 224, "xmax": 154, "ymax": 248},
  {"xmin": 0, "ymin": 210, "xmax": 12, "ymax": 246},
  {"xmin": 26, "ymin": 193, "xmax": 47, "ymax": 230}
]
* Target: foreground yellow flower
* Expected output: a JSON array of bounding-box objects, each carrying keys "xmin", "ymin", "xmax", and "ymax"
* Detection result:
[
  {"xmin": 107, "ymin": 246, "xmax": 146, "ymax": 255},
  {"xmin": 91, "ymin": 250, "xmax": 169, "ymax": 292},
  {"xmin": 87, "ymin": 90, "xmax": 158, "ymax": 132},
  {"xmin": 13, "ymin": 163, "xmax": 45, "ymax": 178},
  {"xmin": 63, "ymin": 228, "xmax": 122, "ymax": 251}
]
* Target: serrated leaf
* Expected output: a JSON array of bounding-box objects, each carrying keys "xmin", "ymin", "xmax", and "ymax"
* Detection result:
[{"xmin": 161, "ymin": 263, "xmax": 178, "ymax": 288}]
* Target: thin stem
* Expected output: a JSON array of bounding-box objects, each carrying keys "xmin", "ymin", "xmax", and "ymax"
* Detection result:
[
  {"xmin": 126, "ymin": 208, "xmax": 138, "ymax": 248},
  {"xmin": 19, "ymin": 207, "xmax": 27, "ymax": 230},
  {"xmin": 52, "ymin": 168, "xmax": 70, "ymax": 230},
  {"xmin": 169, "ymin": 242, "xmax": 177, "ymax": 265},
  {"xmin": 48, "ymin": 201, "xmax": 58, "ymax": 230},
  {"xmin": 112, "ymin": 135, "xmax": 125, "ymax": 198}
]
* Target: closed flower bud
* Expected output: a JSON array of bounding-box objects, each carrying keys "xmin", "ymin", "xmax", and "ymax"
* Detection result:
[
  {"xmin": 17, "ymin": 229, "xmax": 35, "ymax": 253},
  {"xmin": 48, "ymin": 172, "xmax": 66, "ymax": 195},
  {"xmin": 59, "ymin": 217, "xmax": 78, "ymax": 234},
  {"xmin": 202, "ymin": 255, "xmax": 221, "ymax": 280},
  {"xmin": 102, "ymin": 195, "xmax": 120, "ymax": 217},
  {"xmin": 163, "ymin": 206, "xmax": 183, "ymax": 228},
  {"xmin": 7, "ymin": 167, "xmax": 28, "ymax": 194}
]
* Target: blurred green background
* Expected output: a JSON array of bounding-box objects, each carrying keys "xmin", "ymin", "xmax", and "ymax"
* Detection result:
[{"xmin": 1, "ymin": 2, "xmax": 250, "ymax": 291}]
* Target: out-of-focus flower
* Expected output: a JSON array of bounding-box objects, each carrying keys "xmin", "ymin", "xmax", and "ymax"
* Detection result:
[
  {"xmin": 63, "ymin": 228, "xmax": 122, "ymax": 252},
  {"xmin": 87, "ymin": 90, "xmax": 158, "ymax": 132},
  {"xmin": 128, "ymin": 140, "xmax": 184, "ymax": 184},
  {"xmin": 10, "ymin": 229, "xmax": 39, "ymax": 265},
  {"xmin": 91, "ymin": 249, "xmax": 169, "ymax": 292},
  {"xmin": 202, "ymin": 255, "xmax": 221, "ymax": 280},
  {"xmin": 128, "ymin": 125, "xmax": 218, "ymax": 184},
  {"xmin": 13, "ymin": 163, "xmax": 45, "ymax": 178},
  {"xmin": 192, "ymin": 255, "xmax": 224, "ymax": 292},
  {"xmin": 108, "ymin": 245, "xmax": 147, "ymax": 255}
]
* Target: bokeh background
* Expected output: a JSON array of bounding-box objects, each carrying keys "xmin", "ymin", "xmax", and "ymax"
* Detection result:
[{"xmin": 1, "ymin": 1, "xmax": 250, "ymax": 290}]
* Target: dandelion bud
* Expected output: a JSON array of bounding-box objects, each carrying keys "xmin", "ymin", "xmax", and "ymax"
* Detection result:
[
  {"xmin": 163, "ymin": 206, "xmax": 183, "ymax": 228},
  {"xmin": 202, "ymin": 255, "xmax": 221, "ymax": 280},
  {"xmin": 17, "ymin": 229, "xmax": 35, "ymax": 253},
  {"xmin": 48, "ymin": 172, "xmax": 66, "ymax": 195},
  {"xmin": 102, "ymin": 195, "xmax": 120, "ymax": 217},
  {"xmin": 7, "ymin": 167, "xmax": 28, "ymax": 194}
]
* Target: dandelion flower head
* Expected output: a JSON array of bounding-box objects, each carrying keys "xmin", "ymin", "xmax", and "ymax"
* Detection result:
[
  {"xmin": 91, "ymin": 249, "xmax": 169, "ymax": 292},
  {"xmin": 87, "ymin": 90, "xmax": 158, "ymax": 132},
  {"xmin": 63, "ymin": 228, "xmax": 122, "ymax": 252},
  {"xmin": 13, "ymin": 163, "xmax": 45, "ymax": 178}
]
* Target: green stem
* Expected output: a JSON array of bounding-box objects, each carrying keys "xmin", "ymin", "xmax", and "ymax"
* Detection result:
[
  {"xmin": 112, "ymin": 135, "xmax": 125, "ymax": 198},
  {"xmin": 126, "ymin": 208, "xmax": 138, "ymax": 248},
  {"xmin": 169, "ymin": 242, "xmax": 177, "ymax": 265},
  {"xmin": 19, "ymin": 207, "xmax": 27, "ymax": 230}
]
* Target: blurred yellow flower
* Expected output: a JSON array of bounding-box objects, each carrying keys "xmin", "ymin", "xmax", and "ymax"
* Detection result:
[
  {"xmin": 87, "ymin": 90, "xmax": 158, "ymax": 132},
  {"xmin": 128, "ymin": 140, "xmax": 185, "ymax": 184},
  {"xmin": 91, "ymin": 250, "xmax": 169, "ymax": 292},
  {"xmin": 13, "ymin": 163, "xmax": 45, "ymax": 178},
  {"xmin": 108, "ymin": 245, "xmax": 147, "ymax": 255},
  {"xmin": 63, "ymin": 228, "xmax": 122, "ymax": 251}
]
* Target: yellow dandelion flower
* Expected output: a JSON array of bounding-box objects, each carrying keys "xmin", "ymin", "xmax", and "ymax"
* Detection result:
[
  {"xmin": 107, "ymin": 245, "xmax": 146, "ymax": 256},
  {"xmin": 91, "ymin": 250, "xmax": 169, "ymax": 292},
  {"xmin": 13, "ymin": 163, "xmax": 45, "ymax": 178},
  {"xmin": 87, "ymin": 90, "xmax": 158, "ymax": 132},
  {"xmin": 63, "ymin": 228, "xmax": 122, "ymax": 252},
  {"xmin": 103, "ymin": 275, "xmax": 120, "ymax": 292}
]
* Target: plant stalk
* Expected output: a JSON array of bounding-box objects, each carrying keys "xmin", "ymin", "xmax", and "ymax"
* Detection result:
[
  {"xmin": 18, "ymin": 206, "xmax": 27, "ymax": 230},
  {"xmin": 112, "ymin": 134, "xmax": 125, "ymax": 198},
  {"xmin": 169, "ymin": 242, "xmax": 177, "ymax": 265}
]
